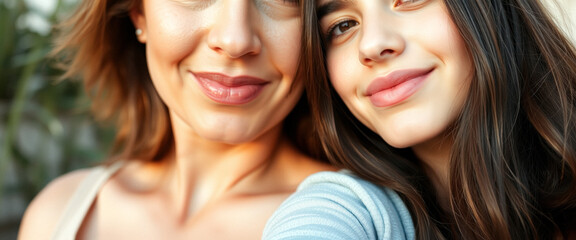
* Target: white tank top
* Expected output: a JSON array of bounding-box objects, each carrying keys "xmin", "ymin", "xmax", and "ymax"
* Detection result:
[{"xmin": 50, "ymin": 162, "xmax": 124, "ymax": 240}]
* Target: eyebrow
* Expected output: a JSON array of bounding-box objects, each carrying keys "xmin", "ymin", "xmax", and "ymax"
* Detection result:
[{"xmin": 317, "ymin": 0, "xmax": 355, "ymax": 19}]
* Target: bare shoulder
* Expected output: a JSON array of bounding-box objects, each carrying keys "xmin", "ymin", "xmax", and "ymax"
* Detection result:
[{"xmin": 18, "ymin": 168, "xmax": 94, "ymax": 240}]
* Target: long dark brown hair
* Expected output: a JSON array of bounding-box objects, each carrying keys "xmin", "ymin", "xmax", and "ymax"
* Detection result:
[
  {"xmin": 302, "ymin": 0, "xmax": 576, "ymax": 239},
  {"xmin": 51, "ymin": 0, "xmax": 324, "ymax": 163}
]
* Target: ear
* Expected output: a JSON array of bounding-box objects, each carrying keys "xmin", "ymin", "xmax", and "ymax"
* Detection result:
[{"xmin": 129, "ymin": 6, "xmax": 147, "ymax": 43}]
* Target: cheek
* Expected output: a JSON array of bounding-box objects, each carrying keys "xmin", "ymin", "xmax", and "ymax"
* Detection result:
[
  {"xmin": 443, "ymin": 30, "xmax": 474, "ymax": 114},
  {"xmin": 417, "ymin": 5, "xmax": 474, "ymax": 113},
  {"xmin": 264, "ymin": 19, "xmax": 302, "ymax": 77},
  {"xmin": 145, "ymin": 6, "xmax": 206, "ymax": 67},
  {"xmin": 327, "ymin": 49, "xmax": 378, "ymax": 130},
  {"xmin": 326, "ymin": 47, "xmax": 358, "ymax": 97},
  {"xmin": 412, "ymin": 4, "xmax": 467, "ymax": 59}
]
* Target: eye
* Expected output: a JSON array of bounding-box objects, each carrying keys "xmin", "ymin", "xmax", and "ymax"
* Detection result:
[
  {"xmin": 393, "ymin": 0, "xmax": 425, "ymax": 8},
  {"xmin": 326, "ymin": 19, "xmax": 359, "ymax": 41}
]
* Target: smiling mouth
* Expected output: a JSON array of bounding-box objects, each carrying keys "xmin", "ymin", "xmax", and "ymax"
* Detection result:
[
  {"xmin": 366, "ymin": 68, "xmax": 433, "ymax": 107},
  {"xmin": 192, "ymin": 72, "xmax": 269, "ymax": 105}
]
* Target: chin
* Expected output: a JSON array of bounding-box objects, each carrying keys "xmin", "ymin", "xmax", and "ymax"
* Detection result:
[
  {"xmin": 199, "ymin": 130, "xmax": 257, "ymax": 145},
  {"xmin": 379, "ymin": 132, "xmax": 428, "ymax": 149},
  {"xmin": 383, "ymin": 139, "xmax": 414, "ymax": 149}
]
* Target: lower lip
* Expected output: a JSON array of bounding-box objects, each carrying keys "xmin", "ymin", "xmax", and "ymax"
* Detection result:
[
  {"xmin": 195, "ymin": 77, "xmax": 266, "ymax": 105},
  {"xmin": 368, "ymin": 73, "xmax": 429, "ymax": 108}
]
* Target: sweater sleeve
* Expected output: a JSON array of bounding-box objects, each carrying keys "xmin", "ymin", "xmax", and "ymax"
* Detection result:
[{"xmin": 262, "ymin": 171, "xmax": 415, "ymax": 240}]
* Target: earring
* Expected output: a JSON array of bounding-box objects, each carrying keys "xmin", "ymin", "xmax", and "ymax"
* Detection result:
[{"xmin": 135, "ymin": 28, "xmax": 142, "ymax": 36}]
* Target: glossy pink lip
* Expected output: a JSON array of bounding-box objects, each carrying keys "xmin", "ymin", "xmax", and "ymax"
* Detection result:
[
  {"xmin": 365, "ymin": 68, "xmax": 433, "ymax": 107},
  {"xmin": 193, "ymin": 72, "xmax": 269, "ymax": 105}
]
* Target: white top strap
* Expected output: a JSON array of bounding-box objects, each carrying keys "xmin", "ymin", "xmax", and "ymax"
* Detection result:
[{"xmin": 51, "ymin": 161, "xmax": 124, "ymax": 240}]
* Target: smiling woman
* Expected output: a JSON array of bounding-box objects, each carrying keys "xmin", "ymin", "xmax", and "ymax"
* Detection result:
[
  {"xmin": 17, "ymin": 0, "xmax": 335, "ymax": 239},
  {"xmin": 264, "ymin": 0, "xmax": 576, "ymax": 239}
]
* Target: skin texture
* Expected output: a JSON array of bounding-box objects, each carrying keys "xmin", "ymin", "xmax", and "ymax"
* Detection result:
[
  {"xmin": 304, "ymin": 0, "xmax": 576, "ymax": 238},
  {"xmin": 134, "ymin": 0, "xmax": 304, "ymax": 144},
  {"xmin": 318, "ymin": 0, "xmax": 472, "ymax": 199},
  {"xmin": 18, "ymin": 0, "xmax": 335, "ymax": 239}
]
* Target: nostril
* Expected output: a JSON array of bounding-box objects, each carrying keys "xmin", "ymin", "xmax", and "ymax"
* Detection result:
[
  {"xmin": 360, "ymin": 48, "xmax": 398, "ymax": 65},
  {"xmin": 381, "ymin": 49, "xmax": 394, "ymax": 56},
  {"xmin": 363, "ymin": 57, "xmax": 372, "ymax": 64}
]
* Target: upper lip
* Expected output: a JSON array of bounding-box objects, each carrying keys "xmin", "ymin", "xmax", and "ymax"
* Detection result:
[
  {"xmin": 192, "ymin": 72, "xmax": 269, "ymax": 86},
  {"xmin": 365, "ymin": 68, "xmax": 434, "ymax": 96}
]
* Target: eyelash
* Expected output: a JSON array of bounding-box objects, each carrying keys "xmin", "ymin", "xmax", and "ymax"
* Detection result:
[
  {"xmin": 322, "ymin": 0, "xmax": 427, "ymax": 42},
  {"xmin": 325, "ymin": 19, "xmax": 359, "ymax": 41}
]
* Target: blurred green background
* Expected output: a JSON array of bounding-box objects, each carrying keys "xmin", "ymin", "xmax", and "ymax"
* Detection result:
[{"xmin": 0, "ymin": 0, "xmax": 113, "ymax": 239}]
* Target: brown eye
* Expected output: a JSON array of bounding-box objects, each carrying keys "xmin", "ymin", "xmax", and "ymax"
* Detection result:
[{"xmin": 328, "ymin": 20, "xmax": 359, "ymax": 39}]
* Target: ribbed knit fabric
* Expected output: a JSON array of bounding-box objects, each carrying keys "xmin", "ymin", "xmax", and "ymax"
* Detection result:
[{"xmin": 263, "ymin": 171, "xmax": 415, "ymax": 240}]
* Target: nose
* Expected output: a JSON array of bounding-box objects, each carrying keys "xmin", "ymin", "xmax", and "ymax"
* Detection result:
[
  {"xmin": 207, "ymin": 1, "xmax": 262, "ymax": 58},
  {"xmin": 358, "ymin": 15, "xmax": 405, "ymax": 66}
]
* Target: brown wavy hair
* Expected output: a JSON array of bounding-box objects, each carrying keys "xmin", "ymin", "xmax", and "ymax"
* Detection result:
[
  {"xmin": 302, "ymin": 0, "xmax": 576, "ymax": 239},
  {"xmin": 52, "ymin": 0, "xmax": 325, "ymax": 163}
]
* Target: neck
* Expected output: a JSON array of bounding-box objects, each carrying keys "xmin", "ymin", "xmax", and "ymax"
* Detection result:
[
  {"xmin": 165, "ymin": 112, "xmax": 286, "ymax": 222},
  {"xmin": 412, "ymin": 134, "xmax": 452, "ymax": 211}
]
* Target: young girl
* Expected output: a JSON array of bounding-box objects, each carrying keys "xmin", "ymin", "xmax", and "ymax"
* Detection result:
[
  {"xmin": 18, "ymin": 0, "xmax": 334, "ymax": 239},
  {"xmin": 265, "ymin": 0, "xmax": 576, "ymax": 239}
]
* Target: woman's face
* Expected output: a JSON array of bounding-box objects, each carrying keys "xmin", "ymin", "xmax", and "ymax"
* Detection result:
[
  {"xmin": 318, "ymin": 0, "xmax": 473, "ymax": 148},
  {"xmin": 132, "ymin": 0, "xmax": 302, "ymax": 144}
]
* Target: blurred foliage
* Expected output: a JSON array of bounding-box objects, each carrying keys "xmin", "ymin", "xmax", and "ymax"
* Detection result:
[{"xmin": 0, "ymin": 0, "xmax": 114, "ymax": 231}]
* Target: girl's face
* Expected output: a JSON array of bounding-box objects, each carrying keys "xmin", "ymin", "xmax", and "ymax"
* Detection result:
[
  {"xmin": 318, "ymin": 0, "xmax": 473, "ymax": 148},
  {"xmin": 132, "ymin": 0, "xmax": 302, "ymax": 144}
]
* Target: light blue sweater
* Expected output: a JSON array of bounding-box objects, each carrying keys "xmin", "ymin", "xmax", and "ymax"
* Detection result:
[{"xmin": 263, "ymin": 171, "xmax": 415, "ymax": 240}]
